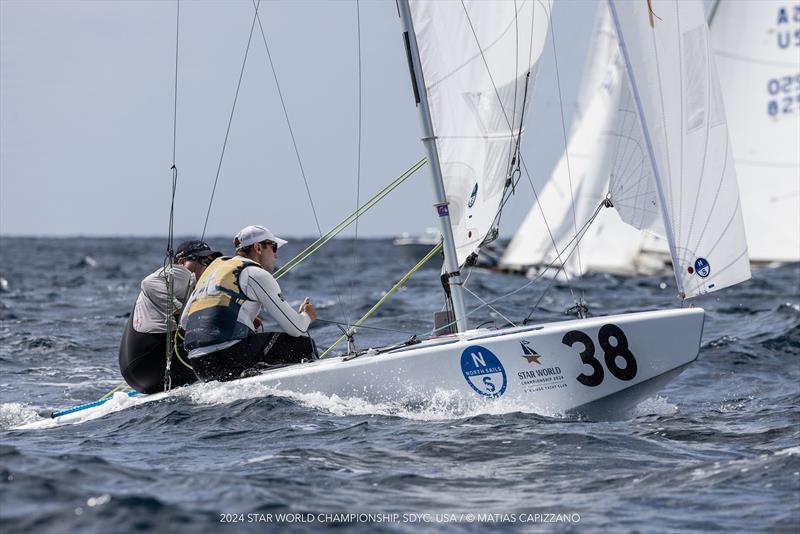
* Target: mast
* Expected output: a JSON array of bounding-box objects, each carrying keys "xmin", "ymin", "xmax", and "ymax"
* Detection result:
[
  {"xmin": 606, "ymin": 0, "xmax": 684, "ymax": 298},
  {"xmin": 397, "ymin": 0, "xmax": 468, "ymax": 332}
]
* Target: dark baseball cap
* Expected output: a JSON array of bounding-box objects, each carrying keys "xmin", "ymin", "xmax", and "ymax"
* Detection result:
[{"xmin": 175, "ymin": 240, "xmax": 222, "ymax": 261}]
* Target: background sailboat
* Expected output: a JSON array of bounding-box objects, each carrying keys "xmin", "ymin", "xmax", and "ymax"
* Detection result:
[
  {"xmin": 500, "ymin": 4, "xmax": 646, "ymax": 277},
  {"xmin": 502, "ymin": 0, "xmax": 799, "ymax": 278},
  {"xmin": 710, "ymin": 0, "xmax": 800, "ymax": 264}
]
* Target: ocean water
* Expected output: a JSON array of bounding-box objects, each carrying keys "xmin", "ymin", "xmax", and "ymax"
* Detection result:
[{"xmin": 0, "ymin": 236, "xmax": 798, "ymax": 533}]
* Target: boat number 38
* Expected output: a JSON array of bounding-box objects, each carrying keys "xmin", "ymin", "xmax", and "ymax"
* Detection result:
[{"xmin": 561, "ymin": 324, "xmax": 637, "ymax": 387}]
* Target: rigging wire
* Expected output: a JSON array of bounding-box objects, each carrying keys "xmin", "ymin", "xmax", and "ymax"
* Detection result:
[
  {"xmin": 200, "ymin": 0, "xmax": 261, "ymax": 241},
  {"xmin": 545, "ymin": 1, "xmax": 584, "ymax": 278},
  {"xmin": 461, "ymin": 285, "xmax": 518, "ymax": 328},
  {"xmin": 506, "ymin": 0, "xmax": 520, "ymax": 186},
  {"xmin": 497, "ymin": 154, "xmax": 579, "ymax": 307},
  {"xmin": 315, "ymin": 318, "xmax": 415, "ymax": 336},
  {"xmin": 251, "ymin": 0, "xmax": 353, "ymax": 327},
  {"xmin": 163, "ymin": 0, "xmax": 183, "ymax": 392},
  {"xmin": 523, "ymin": 199, "xmax": 608, "ymax": 323},
  {"xmin": 491, "ymin": 0, "xmax": 536, "ymax": 234},
  {"xmin": 350, "ymin": 0, "xmax": 363, "ymax": 319},
  {"xmin": 458, "ymin": 0, "xmax": 524, "ymax": 143}
]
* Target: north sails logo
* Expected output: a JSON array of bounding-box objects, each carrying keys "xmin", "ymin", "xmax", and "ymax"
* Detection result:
[
  {"xmin": 694, "ymin": 257, "xmax": 710, "ymax": 278},
  {"xmin": 520, "ymin": 340, "xmax": 541, "ymax": 364}
]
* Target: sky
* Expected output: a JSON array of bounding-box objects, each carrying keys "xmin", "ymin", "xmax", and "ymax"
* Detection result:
[{"xmin": 0, "ymin": 0, "xmax": 602, "ymax": 239}]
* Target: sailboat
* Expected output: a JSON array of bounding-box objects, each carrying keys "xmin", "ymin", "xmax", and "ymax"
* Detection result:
[
  {"xmin": 500, "ymin": 3, "xmax": 648, "ymax": 278},
  {"xmin": 501, "ymin": 0, "xmax": 799, "ymax": 278},
  {"xmin": 709, "ymin": 0, "xmax": 800, "ymax": 264},
  {"xmin": 18, "ymin": 0, "xmax": 750, "ymax": 429}
]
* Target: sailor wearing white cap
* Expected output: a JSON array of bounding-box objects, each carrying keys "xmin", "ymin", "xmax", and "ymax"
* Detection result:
[{"xmin": 181, "ymin": 225, "xmax": 318, "ymax": 381}]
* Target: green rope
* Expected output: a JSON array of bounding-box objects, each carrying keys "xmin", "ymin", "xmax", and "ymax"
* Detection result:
[
  {"xmin": 318, "ymin": 241, "xmax": 443, "ymax": 359},
  {"xmin": 274, "ymin": 157, "xmax": 426, "ymax": 280},
  {"xmin": 164, "ymin": 266, "xmax": 176, "ymax": 391},
  {"xmin": 173, "ymin": 330, "xmax": 193, "ymax": 370},
  {"xmin": 100, "ymin": 381, "xmax": 129, "ymax": 400}
]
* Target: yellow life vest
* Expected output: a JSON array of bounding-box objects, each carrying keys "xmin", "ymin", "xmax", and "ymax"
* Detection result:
[{"xmin": 183, "ymin": 257, "xmax": 257, "ymax": 350}]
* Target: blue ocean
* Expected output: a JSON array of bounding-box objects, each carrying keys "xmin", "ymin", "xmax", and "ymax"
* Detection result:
[{"xmin": 1, "ymin": 236, "xmax": 798, "ymax": 533}]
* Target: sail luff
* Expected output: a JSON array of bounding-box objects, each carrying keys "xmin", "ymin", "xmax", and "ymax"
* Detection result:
[
  {"xmin": 398, "ymin": 0, "xmax": 469, "ymax": 332},
  {"xmin": 606, "ymin": 0, "xmax": 684, "ymax": 295}
]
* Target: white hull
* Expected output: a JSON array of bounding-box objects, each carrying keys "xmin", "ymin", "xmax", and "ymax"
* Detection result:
[{"xmin": 18, "ymin": 308, "xmax": 704, "ymax": 429}]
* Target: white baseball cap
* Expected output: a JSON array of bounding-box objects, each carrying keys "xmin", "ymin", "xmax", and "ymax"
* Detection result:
[{"xmin": 234, "ymin": 225, "xmax": 288, "ymax": 250}]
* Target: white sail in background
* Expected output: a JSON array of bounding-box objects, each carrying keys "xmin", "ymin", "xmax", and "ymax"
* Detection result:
[
  {"xmin": 408, "ymin": 0, "xmax": 550, "ymax": 266},
  {"xmin": 607, "ymin": 0, "xmax": 751, "ymax": 298},
  {"xmin": 500, "ymin": 4, "xmax": 644, "ymax": 276},
  {"xmin": 711, "ymin": 0, "xmax": 800, "ymax": 263}
]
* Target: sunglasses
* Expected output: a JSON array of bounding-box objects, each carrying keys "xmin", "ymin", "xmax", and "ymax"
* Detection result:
[
  {"xmin": 260, "ymin": 241, "xmax": 278, "ymax": 253},
  {"xmin": 181, "ymin": 254, "xmax": 214, "ymax": 266}
]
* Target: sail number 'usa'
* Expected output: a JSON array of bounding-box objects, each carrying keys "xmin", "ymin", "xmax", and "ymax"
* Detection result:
[{"xmin": 561, "ymin": 324, "xmax": 638, "ymax": 387}]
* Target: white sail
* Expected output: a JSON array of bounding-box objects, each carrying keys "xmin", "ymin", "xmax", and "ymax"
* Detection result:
[
  {"xmin": 408, "ymin": 0, "xmax": 551, "ymax": 266},
  {"xmin": 711, "ymin": 0, "xmax": 800, "ymax": 263},
  {"xmin": 607, "ymin": 0, "xmax": 751, "ymax": 298},
  {"xmin": 500, "ymin": 4, "xmax": 644, "ymax": 276}
]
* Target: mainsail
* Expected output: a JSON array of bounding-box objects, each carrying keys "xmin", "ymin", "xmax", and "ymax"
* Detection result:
[
  {"xmin": 607, "ymin": 0, "xmax": 751, "ymax": 298},
  {"xmin": 710, "ymin": 0, "xmax": 800, "ymax": 262},
  {"xmin": 408, "ymin": 0, "xmax": 551, "ymax": 266}
]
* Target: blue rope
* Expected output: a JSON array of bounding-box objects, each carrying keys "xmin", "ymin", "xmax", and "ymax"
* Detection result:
[{"xmin": 51, "ymin": 391, "xmax": 141, "ymax": 419}]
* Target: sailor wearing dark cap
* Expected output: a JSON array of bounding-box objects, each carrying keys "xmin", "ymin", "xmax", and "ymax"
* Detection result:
[
  {"xmin": 181, "ymin": 225, "xmax": 318, "ymax": 382},
  {"xmin": 118, "ymin": 240, "xmax": 222, "ymax": 394}
]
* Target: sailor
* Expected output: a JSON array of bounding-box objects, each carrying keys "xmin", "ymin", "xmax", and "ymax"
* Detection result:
[
  {"xmin": 181, "ymin": 225, "xmax": 318, "ymax": 382},
  {"xmin": 118, "ymin": 240, "xmax": 221, "ymax": 394}
]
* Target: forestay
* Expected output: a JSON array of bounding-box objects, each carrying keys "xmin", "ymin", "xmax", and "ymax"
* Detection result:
[
  {"xmin": 607, "ymin": 0, "xmax": 750, "ymax": 298},
  {"xmin": 711, "ymin": 0, "xmax": 800, "ymax": 263},
  {"xmin": 408, "ymin": 0, "xmax": 550, "ymax": 266}
]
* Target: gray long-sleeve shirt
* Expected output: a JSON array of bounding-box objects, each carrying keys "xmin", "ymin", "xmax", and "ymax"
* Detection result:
[{"xmin": 132, "ymin": 265, "xmax": 195, "ymax": 334}]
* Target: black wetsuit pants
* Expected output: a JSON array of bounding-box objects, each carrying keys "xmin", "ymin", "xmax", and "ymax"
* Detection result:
[
  {"xmin": 118, "ymin": 315, "xmax": 199, "ymax": 394},
  {"xmin": 190, "ymin": 332, "xmax": 317, "ymax": 382}
]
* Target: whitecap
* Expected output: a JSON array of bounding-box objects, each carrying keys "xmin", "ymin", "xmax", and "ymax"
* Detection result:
[
  {"xmin": 633, "ymin": 395, "xmax": 679, "ymax": 417},
  {"xmin": 0, "ymin": 402, "xmax": 44, "ymax": 429}
]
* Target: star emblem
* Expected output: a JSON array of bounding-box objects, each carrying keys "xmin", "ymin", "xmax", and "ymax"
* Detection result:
[{"xmin": 520, "ymin": 340, "xmax": 542, "ymax": 364}]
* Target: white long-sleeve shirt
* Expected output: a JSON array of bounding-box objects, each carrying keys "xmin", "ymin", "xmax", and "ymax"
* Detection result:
[{"xmin": 180, "ymin": 258, "xmax": 311, "ymax": 358}]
